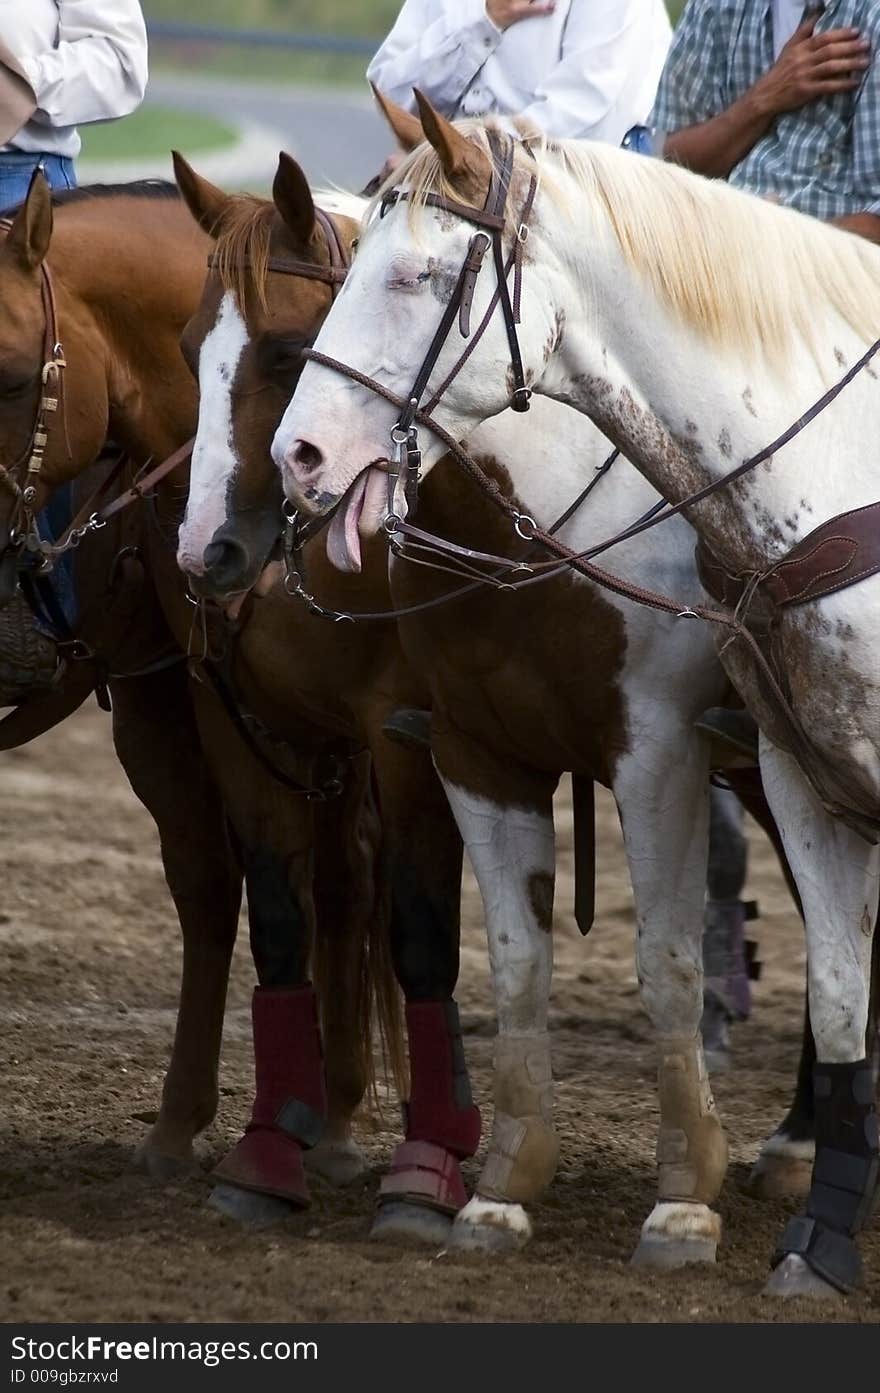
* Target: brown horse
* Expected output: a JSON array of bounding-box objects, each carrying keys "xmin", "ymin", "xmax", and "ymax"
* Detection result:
[
  {"xmin": 182, "ymin": 135, "xmax": 878, "ymax": 1256},
  {"xmin": 171, "ymin": 153, "xmax": 479, "ymax": 1241},
  {"xmin": 0, "ymin": 168, "xmax": 474, "ymax": 1241},
  {"xmin": 0, "ymin": 176, "xmax": 406, "ymax": 1215}
]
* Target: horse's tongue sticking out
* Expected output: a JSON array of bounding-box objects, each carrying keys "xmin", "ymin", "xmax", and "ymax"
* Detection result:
[{"xmin": 326, "ymin": 468, "xmax": 385, "ymax": 573}]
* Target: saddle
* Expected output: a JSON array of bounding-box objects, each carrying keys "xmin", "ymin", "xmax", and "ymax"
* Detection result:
[{"xmin": 696, "ymin": 500, "xmax": 880, "ymax": 841}]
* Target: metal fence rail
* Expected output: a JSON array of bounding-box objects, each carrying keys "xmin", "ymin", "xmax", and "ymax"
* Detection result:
[{"xmin": 146, "ymin": 20, "xmax": 377, "ymax": 56}]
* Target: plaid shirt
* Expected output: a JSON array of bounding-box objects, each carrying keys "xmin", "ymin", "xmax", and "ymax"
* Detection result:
[{"xmin": 650, "ymin": 0, "xmax": 880, "ymax": 218}]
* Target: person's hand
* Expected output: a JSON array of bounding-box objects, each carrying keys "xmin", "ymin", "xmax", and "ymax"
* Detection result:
[
  {"xmin": 486, "ymin": 0, "xmax": 555, "ymax": 32},
  {"xmin": 752, "ymin": 12, "xmax": 871, "ymax": 116}
]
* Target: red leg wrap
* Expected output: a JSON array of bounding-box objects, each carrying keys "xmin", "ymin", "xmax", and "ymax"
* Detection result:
[
  {"xmin": 404, "ymin": 999, "xmax": 481, "ymax": 1157},
  {"xmin": 212, "ymin": 986, "xmax": 327, "ymax": 1205},
  {"xmin": 380, "ymin": 1139, "xmax": 468, "ymax": 1214}
]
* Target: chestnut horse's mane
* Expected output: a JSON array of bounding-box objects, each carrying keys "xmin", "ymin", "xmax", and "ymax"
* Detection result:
[
  {"xmin": 210, "ymin": 195, "xmax": 276, "ymax": 312},
  {"xmin": 0, "ymin": 179, "xmax": 180, "ymax": 221},
  {"xmin": 211, "ymin": 188, "xmax": 365, "ymax": 314}
]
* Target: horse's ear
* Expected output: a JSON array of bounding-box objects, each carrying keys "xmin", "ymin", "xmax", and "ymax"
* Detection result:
[
  {"xmin": 371, "ymin": 84, "xmax": 424, "ymax": 152},
  {"xmin": 413, "ymin": 89, "xmax": 489, "ymax": 185},
  {"xmin": 4, "ymin": 169, "xmax": 52, "ymax": 272},
  {"xmin": 272, "ymin": 152, "xmax": 316, "ymax": 247},
  {"xmin": 172, "ymin": 151, "xmax": 228, "ymax": 237}
]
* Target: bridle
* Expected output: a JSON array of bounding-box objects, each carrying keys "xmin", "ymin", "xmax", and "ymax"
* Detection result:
[
  {"xmin": 206, "ymin": 205, "xmax": 350, "ymax": 288},
  {"xmin": 0, "ymin": 216, "xmax": 68, "ymax": 559},
  {"xmin": 302, "ymin": 130, "xmax": 537, "ymax": 534}
]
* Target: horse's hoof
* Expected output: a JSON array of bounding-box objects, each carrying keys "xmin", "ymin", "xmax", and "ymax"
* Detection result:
[
  {"xmin": 305, "ymin": 1139, "xmax": 366, "ymax": 1187},
  {"xmin": 742, "ymin": 1135, "xmax": 814, "ymax": 1200},
  {"xmin": 447, "ymin": 1197, "xmax": 532, "ymax": 1254},
  {"xmin": 631, "ymin": 1202, "xmax": 720, "ymax": 1269},
  {"xmin": 742, "ymin": 1152, "xmax": 813, "ymax": 1200},
  {"xmin": 370, "ymin": 1201, "xmax": 453, "ymax": 1247},
  {"xmin": 132, "ymin": 1143, "xmax": 199, "ymax": 1183},
  {"xmin": 763, "ymin": 1254, "xmax": 843, "ymax": 1301},
  {"xmin": 631, "ymin": 1233, "xmax": 717, "ymax": 1268},
  {"xmin": 207, "ymin": 1183, "xmax": 300, "ymax": 1229}
]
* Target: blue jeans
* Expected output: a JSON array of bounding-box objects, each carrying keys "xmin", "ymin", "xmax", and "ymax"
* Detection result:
[{"xmin": 0, "ymin": 152, "xmax": 76, "ymax": 214}]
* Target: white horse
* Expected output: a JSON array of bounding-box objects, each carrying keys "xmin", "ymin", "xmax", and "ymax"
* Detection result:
[{"xmin": 271, "ymin": 103, "xmax": 880, "ymax": 1298}]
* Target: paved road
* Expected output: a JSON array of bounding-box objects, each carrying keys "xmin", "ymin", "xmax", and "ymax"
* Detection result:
[{"xmin": 146, "ymin": 74, "xmax": 390, "ymax": 191}]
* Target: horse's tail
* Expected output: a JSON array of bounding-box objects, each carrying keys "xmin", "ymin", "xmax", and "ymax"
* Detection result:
[
  {"xmin": 312, "ymin": 758, "xmax": 406, "ymax": 1122},
  {"xmin": 367, "ymin": 824, "xmax": 408, "ymax": 1106}
]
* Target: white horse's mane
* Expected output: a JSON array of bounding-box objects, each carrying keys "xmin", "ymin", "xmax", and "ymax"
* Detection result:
[
  {"xmin": 387, "ymin": 122, "xmax": 880, "ymax": 368},
  {"xmin": 313, "ymin": 188, "xmax": 367, "ymax": 222}
]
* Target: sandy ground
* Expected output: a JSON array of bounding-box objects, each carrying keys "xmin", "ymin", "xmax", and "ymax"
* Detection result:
[{"xmin": 0, "ymin": 701, "xmax": 877, "ymax": 1324}]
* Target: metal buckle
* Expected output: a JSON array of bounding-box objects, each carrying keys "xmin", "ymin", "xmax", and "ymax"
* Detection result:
[
  {"xmin": 284, "ymin": 566, "xmax": 304, "ymax": 598},
  {"xmin": 513, "ymin": 512, "xmax": 537, "ymax": 541}
]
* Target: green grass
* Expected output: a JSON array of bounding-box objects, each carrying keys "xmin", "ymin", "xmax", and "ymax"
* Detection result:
[
  {"xmin": 142, "ymin": 0, "xmax": 400, "ymax": 36},
  {"xmin": 149, "ymin": 40, "xmax": 371, "ymax": 88},
  {"xmin": 144, "ymin": 0, "xmax": 684, "ymax": 32},
  {"xmin": 144, "ymin": 0, "xmax": 687, "ymax": 87},
  {"xmin": 79, "ymin": 105, "xmax": 236, "ymax": 163}
]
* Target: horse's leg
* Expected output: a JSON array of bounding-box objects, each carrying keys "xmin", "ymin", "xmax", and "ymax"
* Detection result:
[
  {"xmin": 110, "ymin": 666, "xmax": 241, "ymax": 1179},
  {"xmin": 189, "ymin": 687, "xmax": 326, "ymax": 1228},
  {"xmin": 701, "ymin": 785, "xmax": 749, "ymax": 1072},
  {"xmin": 721, "ymin": 767, "xmax": 817, "ymax": 1198},
  {"xmin": 365, "ymin": 730, "xmax": 480, "ymax": 1248},
  {"xmin": 614, "ymin": 720, "xmax": 728, "ymax": 1268},
  {"xmin": 759, "ymin": 741, "xmax": 879, "ymax": 1301},
  {"xmin": 412, "ymin": 730, "xmax": 557, "ymax": 1254}
]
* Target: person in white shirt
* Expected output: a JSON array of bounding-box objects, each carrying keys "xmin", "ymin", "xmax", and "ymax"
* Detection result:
[
  {"xmin": 367, "ymin": 0, "xmax": 672, "ymax": 144},
  {"xmin": 0, "ymin": 0, "xmax": 148, "ymax": 208}
]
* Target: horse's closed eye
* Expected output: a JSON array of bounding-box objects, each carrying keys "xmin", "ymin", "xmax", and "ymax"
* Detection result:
[{"xmin": 388, "ymin": 270, "xmax": 431, "ymax": 291}]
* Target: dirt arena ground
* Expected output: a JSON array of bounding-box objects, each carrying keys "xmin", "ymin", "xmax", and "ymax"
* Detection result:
[{"xmin": 0, "ymin": 701, "xmax": 877, "ymax": 1324}]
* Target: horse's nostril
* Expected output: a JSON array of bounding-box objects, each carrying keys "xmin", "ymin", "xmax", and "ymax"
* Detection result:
[
  {"xmin": 292, "ymin": 438, "xmax": 324, "ymax": 476},
  {"xmin": 203, "ymin": 536, "xmax": 249, "ymax": 588}
]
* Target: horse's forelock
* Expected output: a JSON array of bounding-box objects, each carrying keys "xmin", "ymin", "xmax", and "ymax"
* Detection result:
[{"xmin": 212, "ymin": 197, "xmax": 276, "ymax": 315}]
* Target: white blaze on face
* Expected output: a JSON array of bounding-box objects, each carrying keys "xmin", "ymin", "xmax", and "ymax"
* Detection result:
[{"xmin": 177, "ymin": 293, "xmax": 249, "ymax": 575}]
